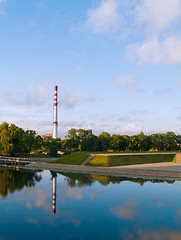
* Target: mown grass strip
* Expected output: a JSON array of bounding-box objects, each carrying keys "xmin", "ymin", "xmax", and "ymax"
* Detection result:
[
  {"xmin": 26, "ymin": 154, "xmax": 53, "ymax": 158},
  {"xmin": 87, "ymin": 154, "xmax": 176, "ymax": 167},
  {"xmin": 50, "ymin": 152, "xmax": 90, "ymax": 165}
]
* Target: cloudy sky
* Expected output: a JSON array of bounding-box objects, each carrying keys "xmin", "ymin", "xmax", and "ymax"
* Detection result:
[{"xmin": 1, "ymin": 0, "xmax": 181, "ymax": 138}]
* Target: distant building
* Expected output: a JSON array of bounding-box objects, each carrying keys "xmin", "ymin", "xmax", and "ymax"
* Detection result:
[{"xmin": 45, "ymin": 134, "xmax": 53, "ymax": 140}]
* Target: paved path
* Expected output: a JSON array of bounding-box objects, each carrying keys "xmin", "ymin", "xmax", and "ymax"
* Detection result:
[
  {"xmin": 114, "ymin": 162, "xmax": 181, "ymax": 171},
  {"xmin": 27, "ymin": 161, "xmax": 181, "ymax": 179},
  {"xmin": 94, "ymin": 152, "xmax": 177, "ymax": 156},
  {"xmin": 81, "ymin": 154, "xmax": 95, "ymax": 166}
]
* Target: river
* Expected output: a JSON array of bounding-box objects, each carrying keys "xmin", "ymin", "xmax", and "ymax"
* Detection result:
[{"xmin": 0, "ymin": 167, "xmax": 180, "ymax": 239}]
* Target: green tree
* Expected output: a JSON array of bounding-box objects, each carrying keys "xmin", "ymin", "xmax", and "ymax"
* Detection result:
[
  {"xmin": 151, "ymin": 133, "xmax": 165, "ymax": 151},
  {"xmin": 82, "ymin": 133, "xmax": 100, "ymax": 151},
  {"xmin": 0, "ymin": 122, "xmax": 43, "ymax": 156},
  {"xmin": 65, "ymin": 128, "xmax": 80, "ymax": 151},
  {"xmin": 110, "ymin": 134, "xmax": 128, "ymax": 151},
  {"xmin": 164, "ymin": 132, "xmax": 179, "ymax": 150},
  {"xmin": 137, "ymin": 132, "xmax": 152, "ymax": 151},
  {"xmin": 50, "ymin": 140, "xmax": 58, "ymax": 157},
  {"xmin": 98, "ymin": 132, "xmax": 111, "ymax": 151},
  {"xmin": 128, "ymin": 135, "xmax": 140, "ymax": 151},
  {"xmin": 0, "ymin": 122, "xmax": 13, "ymax": 155}
]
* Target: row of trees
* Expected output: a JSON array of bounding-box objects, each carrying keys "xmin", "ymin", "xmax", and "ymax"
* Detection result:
[
  {"xmin": 0, "ymin": 122, "xmax": 181, "ymax": 156},
  {"xmin": 0, "ymin": 122, "xmax": 43, "ymax": 156},
  {"xmin": 61, "ymin": 128, "xmax": 181, "ymax": 152}
]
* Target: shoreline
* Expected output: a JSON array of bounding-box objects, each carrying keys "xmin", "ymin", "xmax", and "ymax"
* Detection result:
[
  {"xmin": 25, "ymin": 161, "xmax": 181, "ymax": 180},
  {"xmin": 2, "ymin": 152, "xmax": 181, "ymax": 180}
]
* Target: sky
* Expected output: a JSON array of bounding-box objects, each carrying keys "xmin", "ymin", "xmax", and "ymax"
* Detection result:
[{"xmin": 1, "ymin": 0, "xmax": 181, "ymax": 138}]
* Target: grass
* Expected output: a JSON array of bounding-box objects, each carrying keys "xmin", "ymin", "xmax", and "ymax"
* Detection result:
[
  {"xmin": 50, "ymin": 152, "xmax": 90, "ymax": 165},
  {"xmin": 25, "ymin": 154, "xmax": 54, "ymax": 158},
  {"xmin": 86, "ymin": 154, "xmax": 176, "ymax": 167}
]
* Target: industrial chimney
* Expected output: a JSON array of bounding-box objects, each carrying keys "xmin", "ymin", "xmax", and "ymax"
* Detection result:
[{"xmin": 52, "ymin": 85, "xmax": 58, "ymax": 139}]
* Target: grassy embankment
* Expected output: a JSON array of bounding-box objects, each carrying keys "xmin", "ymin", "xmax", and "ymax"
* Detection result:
[
  {"xmin": 86, "ymin": 154, "xmax": 176, "ymax": 167},
  {"xmin": 26, "ymin": 154, "xmax": 54, "ymax": 158},
  {"xmin": 50, "ymin": 152, "xmax": 90, "ymax": 165}
]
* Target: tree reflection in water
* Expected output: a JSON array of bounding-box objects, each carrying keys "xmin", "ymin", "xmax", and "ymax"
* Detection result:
[
  {"xmin": 0, "ymin": 167, "xmax": 42, "ymax": 198},
  {"xmin": 59, "ymin": 172, "xmax": 175, "ymax": 187}
]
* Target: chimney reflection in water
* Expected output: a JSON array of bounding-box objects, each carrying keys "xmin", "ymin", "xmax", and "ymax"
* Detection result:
[{"xmin": 52, "ymin": 176, "xmax": 57, "ymax": 214}]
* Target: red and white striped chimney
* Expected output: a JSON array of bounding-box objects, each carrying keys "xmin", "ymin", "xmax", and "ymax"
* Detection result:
[
  {"xmin": 52, "ymin": 85, "xmax": 58, "ymax": 139},
  {"xmin": 52, "ymin": 176, "xmax": 56, "ymax": 214}
]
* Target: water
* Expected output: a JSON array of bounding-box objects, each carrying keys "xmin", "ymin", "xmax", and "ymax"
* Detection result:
[{"xmin": 0, "ymin": 167, "xmax": 181, "ymax": 240}]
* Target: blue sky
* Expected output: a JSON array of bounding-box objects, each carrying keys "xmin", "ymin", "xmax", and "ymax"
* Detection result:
[{"xmin": 1, "ymin": 0, "xmax": 181, "ymax": 138}]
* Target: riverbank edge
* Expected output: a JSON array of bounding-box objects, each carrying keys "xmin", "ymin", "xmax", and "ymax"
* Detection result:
[{"xmin": 25, "ymin": 161, "xmax": 181, "ymax": 180}]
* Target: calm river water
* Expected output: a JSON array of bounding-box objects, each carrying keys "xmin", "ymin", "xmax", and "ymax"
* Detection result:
[{"xmin": 0, "ymin": 167, "xmax": 181, "ymax": 240}]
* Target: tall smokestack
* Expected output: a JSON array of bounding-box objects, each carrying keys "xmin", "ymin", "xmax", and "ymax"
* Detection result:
[{"xmin": 52, "ymin": 85, "xmax": 58, "ymax": 139}]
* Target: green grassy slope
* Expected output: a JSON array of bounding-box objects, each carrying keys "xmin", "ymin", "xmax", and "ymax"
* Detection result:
[
  {"xmin": 50, "ymin": 152, "xmax": 90, "ymax": 165},
  {"xmin": 87, "ymin": 154, "xmax": 175, "ymax": 167}
]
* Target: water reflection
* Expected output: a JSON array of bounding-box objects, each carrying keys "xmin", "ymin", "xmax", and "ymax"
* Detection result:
[
  {"xmin": 0, "ymin": 167, "xmax": 42, "ymax": 198},
  {"xmin": 51, "ymin": 172, "xmax": 57, "ymax": 214},
  {"xmin": 60, "ymin": 172, "xmax": 175, "ymax": 187},
  {"xmin": 120, "ymin": 229, "xmax": 181, "ymax": 240},
  {"xmin": 0, "ymin": 167, "xmax": 176, "ymax": 215},
  {"xmin": 0, "ymin": 167, "xmax": 180, "ymax": 239},
  {"xmin": 111, "ymin": 199, "xmax": 140, "ymax": 220}
]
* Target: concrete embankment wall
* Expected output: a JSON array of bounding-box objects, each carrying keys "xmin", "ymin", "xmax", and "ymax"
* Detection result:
[{"xmin": 0, "ymin": 156, "xmax": 57, "ymax": 165}]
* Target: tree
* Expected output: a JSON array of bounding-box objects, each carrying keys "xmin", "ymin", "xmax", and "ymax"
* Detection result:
[
  {"xmin": 98, "ymin": 132, "xmax": 110, "ymax": 151},
  {"xmin": 77, "ymin": 129, "xmax": 92, "ymax": 143},
  {"xmin": 81, "ymin": 133, "xmax": 100, "ymax": 151},
  {"xmin": 151, "ymin": 133, "xmax": 165, "ymax": 151},
  {"xmin": 0, "ymin": 122, "xmax": 12, "ymax": 155},
  {"xmin": 164, "ymin": 132, "xmax": 179, "ymax": 150},
  {"xmin": 137, "ymin": 132, "xmax": 152, "ymax": 151},
  {"xmin": 0, "ymin": 122, "xmax": 43, "ymax": 156},
  {"xmin": 110, "ymin": 134, "xmax": 128, "ymax": 151},
  {"xmin": 50, "ymin": 140, "xmax": 58, "ymax": 157},
  {"xmin": 65, "ymin": 128, "xmax": 80, "ymax": 151},
  {"xmin": 128, "ymin": 135, "xmax": 140, "ymax": 151}
]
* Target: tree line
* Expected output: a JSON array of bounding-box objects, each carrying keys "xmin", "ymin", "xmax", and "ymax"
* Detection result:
[
  {"xmin": 0, "ymin": 122, "xmax": 181, "ymax": 156},
  {"xmin": 61, "ymin": 128, "xmax": 181, "ymax": 152},
  {"xmin": 0, "ymin": 122, "xmax": 43, "ymax": 156}
]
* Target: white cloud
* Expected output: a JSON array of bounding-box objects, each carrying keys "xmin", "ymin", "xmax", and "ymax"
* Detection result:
[
  {"xmin": 63, "ymin": 92, "xmax": 84, "ymax": 109},
  {"xmin": 60, "ymin": 210, "xmax": 81, "ymax": 227},
  {"xmin": 0, "ymin": 0, "xmax": 6, "ymax": 15},
  {"xmin": 88, "ymin": 94, "xmax": 101, "ymax": 102},
  {"xmin": 121, "ymin": 122, "xmax": 142, "ymax": 134},
  {"xmin": 127, "ymin": 36, "xmax": 181, "ymax": 64},
  {"xmin": 4, "ymin": 82, "xmax": 51, "ymax": 106},
  {"xmin": 15, "ymin": 186, "xmax": 51, "ymax": 213},
  {"xmin": 26, "ymin": 218, "xmax": 39, "ymax": 224},
  {"xmin": 135, "ymin": 0, "xmax": 181, "ymax": 33},
  {"xmin": 154, "ymin": 198, "xmax": 171, "ymax": 207},
  {"xmin": 86, "ymin": 0, "xmax": 122, "ymax": 34},
  {"xmin": 129, "ymin": 109, "xmax": 147, "ymax": 115},
  {"xmin": 114, "ymin": 75, "xmax": 139, "ymax": 92},
  {"xmin": 111, "ymin": 200, "xmax": 139, "ymax": 220},
  {"xmin": 154, "ymin": 87, "xmax": 172, "ymax": 95},
  {"xmin": 121, "ymin": 229, "xmax": 181, "ymax": 240},
  {"xmin": 58, "ymin": 183, "xmax": 83, "ymax": 203},
  {"xmin": 176, "ymin": 79, "xmax": 181, "ymax": 85},
  {"xmin": 172, "ymin": 125, "xmax": 181, "ymax": 134},
  {"xmin": 118, "ymin": 116, "xmax": 130, "ymax": 122},
  {"xmin": 85, "ymin": 0, "xmax": 181, "ymax": 36}
]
